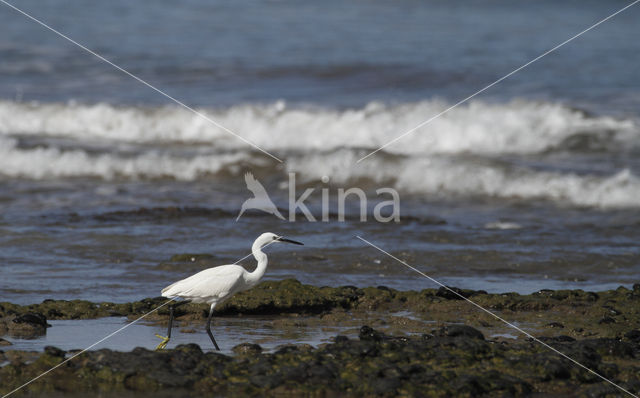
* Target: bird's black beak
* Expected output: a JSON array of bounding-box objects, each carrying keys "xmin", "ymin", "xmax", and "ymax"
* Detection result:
[{"xmin": 276, "ymin": 237, "xmax": 304, "ymax": 245}]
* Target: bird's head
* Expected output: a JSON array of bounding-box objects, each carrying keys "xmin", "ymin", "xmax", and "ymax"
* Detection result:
[{"xmin": 257, "ymin": 232, "xmax": 304, "ymax": 247}]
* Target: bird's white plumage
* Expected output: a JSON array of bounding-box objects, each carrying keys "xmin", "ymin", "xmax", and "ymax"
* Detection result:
[
  {"xmin": 161, "ymin": 264, "xmax": 247, "ymax": 305},
  {"xmin": 156, "ymin": 232, "xmax": 303, "ymax": 351},
  {"xmin": 159, "ymin": 232, "xmax": 302, "ymax": 309}
]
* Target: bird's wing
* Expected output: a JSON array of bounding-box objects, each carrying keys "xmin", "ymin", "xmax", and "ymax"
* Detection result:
[
  {"xmin": 161, "ymin": 265, "xmax": 246, "ymax": 303},
  {"xmin": 244, "ymin": 172, "xmax": 271, "ymax": 198}
]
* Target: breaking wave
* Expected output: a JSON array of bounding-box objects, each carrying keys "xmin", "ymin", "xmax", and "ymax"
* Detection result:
[{"xmin": 1, "ymin": 99, "xmax": 639, "ymax": 208}]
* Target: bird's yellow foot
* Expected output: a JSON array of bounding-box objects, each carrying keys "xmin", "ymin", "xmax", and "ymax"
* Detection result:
[{"xmin": 155, "ymin": 334, "xmax": 170, "ymax": 350}]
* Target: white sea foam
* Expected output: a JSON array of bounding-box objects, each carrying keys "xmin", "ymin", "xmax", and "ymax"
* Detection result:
[
  {"xmin": 1, "ymin": 100, "xmax": 639, "ymax": 208},
  {"xmin": 0, "ymin": 99, "xmax": 636, "ymax": 154},
  {"xmin": 484, "ymin": 222, "xmax": 523, "ymax": 230},
  {"xmin": 285, "ymin": 150, "xmax": 640, "ymax": 209},
  {"xmin": 0, "ymin": 136, "xmax": 249, "ymax": 180}
]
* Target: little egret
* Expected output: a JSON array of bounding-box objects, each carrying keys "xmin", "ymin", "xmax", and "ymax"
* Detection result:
[{"xmin": 155, "ymin": 232, "xmax": 303, "ymax": 350}]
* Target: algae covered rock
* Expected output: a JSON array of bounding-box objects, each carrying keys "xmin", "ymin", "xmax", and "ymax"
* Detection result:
[
  {"xmin": 232, "ymin": 343, "xmax": 262, "ymax": 355},
  {"xmin": 218, "ymin": 278, "xmax": 358, "ymax": 314},
  {"xmin": 1, "ymin": 326, "xmax": 639, "ymax": 397},
  {"xmin": 0, "ymin": 312, "xmax": 51, "ymax": 338}
]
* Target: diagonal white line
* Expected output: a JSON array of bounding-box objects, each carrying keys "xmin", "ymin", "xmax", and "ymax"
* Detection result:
[
  {"xmin": 1, "ymin": 299, "xmax": 174, "ymax": 398},
  {"xmin": 357, "ymin": 0, "xmax": 640, "ymax": 163},
  {"xmin": 356, "ymin": 235, "xmax": 638, "ymax": 398},
  {"xmin": 0, "ymin": 0, "xmax": 283, "ymax": 163},
  {"xmin": 1, "ymin": 242, "xmax": 276, "ymax": 398}
]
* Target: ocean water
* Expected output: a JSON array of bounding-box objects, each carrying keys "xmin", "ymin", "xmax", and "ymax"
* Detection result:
[{"xmin": 1, "ymin": 0, "xmax": 639, "ymax": 306}]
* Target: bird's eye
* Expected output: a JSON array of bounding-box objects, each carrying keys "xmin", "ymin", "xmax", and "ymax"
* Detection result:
[{"xmin": 273, "ymin": 236, "xmax": 278, "ymax": 240}]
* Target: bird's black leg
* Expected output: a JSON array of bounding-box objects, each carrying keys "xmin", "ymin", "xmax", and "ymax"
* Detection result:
[
  {"xmin": 205, "ymin": 307, "xmax": 221, "ymax": 351},
  {"xmin": 166, "ymin": 305, "xmax": 175, "ymax": 338},
  {"xmin": 155, "ymin": 300, "xmax": 190, "ymax": 350}
]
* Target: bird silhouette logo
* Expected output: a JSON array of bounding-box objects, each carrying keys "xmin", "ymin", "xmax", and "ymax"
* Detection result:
[{"xmin": 236, "ymin": 172, "xmax": 285, "ymax": 221}]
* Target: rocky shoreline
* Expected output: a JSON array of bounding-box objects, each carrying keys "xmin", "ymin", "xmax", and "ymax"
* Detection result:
[{"xmin": 2, "ymin": 279, "xmax": 640, "ymax": 396}]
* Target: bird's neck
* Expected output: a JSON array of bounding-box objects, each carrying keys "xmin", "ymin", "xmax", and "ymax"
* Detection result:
[{"xmin": 245, "ymin": 242, "xmax": 268, "ymax": 286}]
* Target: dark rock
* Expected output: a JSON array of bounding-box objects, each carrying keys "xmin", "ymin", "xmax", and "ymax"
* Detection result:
[
  {"xmin": 624, "ymin": 329, "xmax": 640, "ymax": 342},
  {"xmin": 0, "ymin": 330, "xmax": 634, "ymax": 397},
  {"xmin": 453, "ymin": 371, "xmax": 532, "ymax": 396},
  {"xmin": 232, "ymin": 343, "xmax": 262, "ymax": 355},
  {"xmin": 546, "ymin": 322, "xmax": 565, "ymax": 328},
  {"xmin": 598, "ymin": 317, "xmax": 615, "ymax": 324},
  {"xmin": 334, "ymin": 335, "xmax": 349, "ymax": 343},
  {"xmin": 274, "ymin": 344, "xmax": 313, "ymax": 355},
  {"xmin": 44, "ymin": 346, "xmax": 65, "ymax": 357},
  {"xmin": 436, "ymin": 286, "xmax": 478, "ymax": 300},
  {"xmin": 13, "ymin": 312, "xmax": 50, "ymax": 328},
  {"xmin": 359, "ymin": 325, "xmax": 386, "ymax": 342},
  {"xmin": 169, "ymin": 344, "xmax": 204, "ymax": 374},
  {"xmin": 538, "ymin": 356, "xmax": 572, "ymax": 380},
  {"xmin": 1, "ymin": 281, "xmax": 639, "ymax": 396},
  {"xmin": 249, "ymin": 373, "xmax": 284, "ymax": 389},
  {"xmin": 436, "ymin": 325, "xmax": 485, "ymax": 340},
  {"xmin": 575, "ymin": 338, "xmax": 634, "ymax": 359},
  {"xmin": 583, "ymin": 382, "xmax": 631, "ymax": 398},
  {"xmin": 602, "ymin": 305, "xmax": 622, "ymax": 316},
  {"xmin": 371, "ymin": 373, "xmax": 401, "ymax": 395},
  {"xmin": 538, "ymin": 335, "xmax": 576, "ymax": 343},
  {"xmin": 0, "ymin": 338, "xmax": 12, "ymax": 346},
  {"xmin": 46, "ymin": 308, "xmax": 63, "ymax": 318},
  {"xmin": 585, "ymin": 292, "xmax": 599, "ymax": 301}
]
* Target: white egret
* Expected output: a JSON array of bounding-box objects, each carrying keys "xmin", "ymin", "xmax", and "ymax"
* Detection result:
[{"xmin": 155, "ymin": 232, "xmax": 303, "ymax": 350}]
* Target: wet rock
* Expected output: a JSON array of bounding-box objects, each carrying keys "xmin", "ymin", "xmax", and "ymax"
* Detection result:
[
  {"xmin": 359, "ymin": 325, "xmax": 386, "ymax": 342},
  {"xmin": 1, "ymin": 280, "xmax": 640, "ymax": 394},
  {"xmin": 582, "ymin": 382, "xmax": 630, "ymax": 398},
  {"xmin": 44, "ymin": 346, "xmax": 65, "ymax": 357},
  {"xmin": 232, "ymin": 343, "xmax": 262, "ymax": 355},
  {"xmin": 220, "ymin": 279, "xmax": 360, "ymax": 315},
  {"xmin": 274, "ymin": 344, "xmax": 314, "ymax": 355},
  {"xmin": 575, "ymin": 338, "xmax": 634, "ymax": 359},
  {"xmin": 598, "ymin": 316, "xmax": 615, "ymax": 324},
  {"xmin": 624, "ymin": 329, "xmax": 640, "ymax": 342},
  {"xmin": 546, "ymin": 322, "xmax": 565, "ymax": 328},
  {"xmin": 0, "ymin": 326, "xmax": 636, "ymax": 397},
  {"xmin": 538, "ymin": 335, "xmax": 576, "ymax": 343},
  {"xmin": 436, "ymin": 325, "xmax": 485, "ymax": 340},
  {"xmin": 0, "ymin": 280, "xmax": 639, "ymax": 349},
  {"xmin": 0, "ymin": 338, "xmax": 12, "ymax": 346},
  {"xmin": 359, "ymin": 325, "xmax": 409, "ymax": 343},
  {"xmin": 436, "ymin": 286, "xmax": 482, "ymax": 300},
  {"xmin": 13, "ymin": 312, "xmax": 50, "ymax": 328},
  {"xmin": 1, "ymin": 312, "xmax": 50, "ymax": 338},
  {"xmin": 452, "ymin": 372, "xmax": 532, "ymax": 396},
  {"xmin": 333, "ymin": 335, "xmax": 349, "ymax": 343},
  {"xmin": 602, "ymin": 305, "xmax": 622, "ymax": 316}
]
